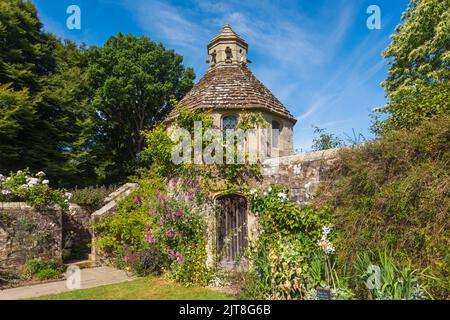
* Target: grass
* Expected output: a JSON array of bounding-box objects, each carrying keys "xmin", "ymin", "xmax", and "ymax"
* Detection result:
[{"xmin": 32, "ymin": 276, "xmax": 235, "ymax": 300}]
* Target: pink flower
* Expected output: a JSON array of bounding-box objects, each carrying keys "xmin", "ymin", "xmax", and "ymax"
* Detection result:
[
  {"xmin": 177, "ymin": 209, "xmax": 184, "ymax": 217},
  {"xmin": 176, "ymin": 253, "xmax": 183, "ymax": 264},
  {"xmin": 145, "ymin": 231, "xmax": 157, "ymax": 243},
  {"xmin": 148, "ymin": 210, "xmax": 156, "ymax": 216},
  {"xmin": 166, "ymin": 230, "xmax": 175, "ymax": 238},
  {"xmin": 191, "ymin": 243, "xmax": 197, "ymax": 249},
  {"xmin": 133, "ymin": 197, "xmax": 141, "ymax": 205}
]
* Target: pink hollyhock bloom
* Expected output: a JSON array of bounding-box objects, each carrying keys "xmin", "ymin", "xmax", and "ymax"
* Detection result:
[{"xmin": 166, "ymin": 230, "xmax": 175, "ymax": 238}]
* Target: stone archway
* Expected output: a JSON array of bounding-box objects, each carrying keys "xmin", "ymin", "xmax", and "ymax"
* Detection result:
[{"xmin": 216, "ymin": 194, "xmax": 248, "ymax": 269}]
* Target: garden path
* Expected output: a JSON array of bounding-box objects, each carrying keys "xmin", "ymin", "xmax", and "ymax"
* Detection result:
[{"xmin": 0, "ymin": 266, "xmax": 135, "ymax": 300}]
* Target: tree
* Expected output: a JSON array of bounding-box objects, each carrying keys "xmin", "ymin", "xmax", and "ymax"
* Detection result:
[
  {"xmin": 311, "ymin": 126, "xmax": 343, "ymax": 151},
  {"xmin": 0, "ymin": 0, "xmax": 95, "ymax": 187},
  {"xmin": 87, "ymin": 34, "xmax": 195, "ymax": 184},
  {"xmin": 374, "ymin": 0, "xmax": 450, "ymax": 131}
]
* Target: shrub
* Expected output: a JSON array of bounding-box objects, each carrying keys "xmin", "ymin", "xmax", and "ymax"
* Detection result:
[
  {"xmin": 242, "ymin": 185, "xmax": 337, "ymax": 299},
  {"xmin": 0, "ymin": 169, "xmax": 69, "ymax": 209},
  {"xmin": 25, "ymin": 258, "xmax": 64, "ymax": 280},
  {"xmin": 71, "ymin": 185, "xmax": 117, "ymax": 211},
  {"xmin": 124, "ymin": 245, "xmax": 170, "ymax": 276},
  {"xmin": 314, "ymin": 116, "xmax": 450, "ymax": 298}
]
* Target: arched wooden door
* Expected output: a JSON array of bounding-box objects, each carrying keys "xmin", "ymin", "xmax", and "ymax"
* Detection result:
[{"xmin": 217, "ymin": 194, "xmax": 248, "ymax": 268}]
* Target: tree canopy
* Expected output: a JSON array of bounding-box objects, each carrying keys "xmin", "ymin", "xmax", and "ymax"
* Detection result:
[
  {"xmin": 0, "ymin": 0, "xmax": 195, "ymax": 187},
  {"xmin": 375, "ymin": 0, "xmax": 450, "ymax": 131}
]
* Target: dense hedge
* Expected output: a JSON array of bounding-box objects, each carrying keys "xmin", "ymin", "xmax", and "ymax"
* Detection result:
[{"xmin": 315, "ymin": 116, "xmax": 450, "ymax": 298}]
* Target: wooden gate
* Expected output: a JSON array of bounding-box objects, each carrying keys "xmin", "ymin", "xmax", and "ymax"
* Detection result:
[{"xmin": 217, "ymin": 194, "xmax": 248, "ymax": 268}]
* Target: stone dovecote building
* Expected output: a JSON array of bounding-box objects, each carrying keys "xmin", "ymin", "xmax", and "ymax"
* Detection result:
[{"xmin": 166, "ymin": 24, "xmax": 297, "ymax": 157}]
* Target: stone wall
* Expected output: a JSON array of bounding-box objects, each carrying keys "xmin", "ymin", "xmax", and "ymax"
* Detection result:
[
  {"xmin": 251, "ymin": 148, "xmax": 340, "ymax": 206},
  {"xmin": 0, "ymin": 203, "xmax": 62, "ymax": 271}
]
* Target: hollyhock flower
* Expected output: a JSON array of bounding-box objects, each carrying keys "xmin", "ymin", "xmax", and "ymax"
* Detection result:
[{"xmin": 166, "ymin": 230, "xmax": 175, "ymax": 238}]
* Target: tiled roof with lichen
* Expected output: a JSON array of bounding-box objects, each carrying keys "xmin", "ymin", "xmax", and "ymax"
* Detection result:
[{"xmin": 166, "ymin": 64, "xmax": 296, "ymax": 123}]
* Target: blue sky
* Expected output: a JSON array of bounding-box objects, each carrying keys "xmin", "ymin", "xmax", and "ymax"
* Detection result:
[{"xmin": 33, "ymin": 0, "xmax": 410, "ymax": 151}]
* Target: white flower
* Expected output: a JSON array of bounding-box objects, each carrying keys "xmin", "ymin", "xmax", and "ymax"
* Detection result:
[
  {"xmin": 17, "ymin": 170, "xmax": 23, "ymax": 174},
  {"xmin": 1, "ymin": 189, "xmax": 13, "ymax": 195},
  {"xmin": 263, "ymin": 192, "xmax": 268, "ymax": 196},
  {"xmin": 27, "ymin": 177, "xmax": 39, "ymax": 188},
  {"xmin": 249, "ymin": 188, "xmax": 257, "ymax": 195},
  {"xmin": 277, "ymin": 192, "xmax": 287, "ymax": 201},
  {"xmin": 268, "ymin": 187, "xmax": 272, "ymax": 192},
  {"xmin": 318, "ymin": 237, "xmax": 335, "ymax": 254},
  {"xmin": 42, "ymin": 179, "xmax": 49, "ymax": 185},
  {"xmin": 321, "ymin": 226, "xmax": 332, "ymax": 236},
  {"xmin": 36, "ymin": 171, "xmax": 46, "ymax": 177},
  {"xmin": 65, "ymin": 192, "xmax": 73, "ymax": 200},
  {"xmin": 6, "ymin": 177, "xmax": 11, "ymax": 182},
  {"xmin": 0, "ymin": 174, "xmax": 5, "ymax": 182},
  {"xmin": 19, "ymin": 184, "xmax": 29, "ymax": 189}
]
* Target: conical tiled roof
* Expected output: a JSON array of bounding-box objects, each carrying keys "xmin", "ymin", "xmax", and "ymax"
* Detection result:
[{"xmin": 166, "ymin": 24, "xmax": 296, "ymax": 123}]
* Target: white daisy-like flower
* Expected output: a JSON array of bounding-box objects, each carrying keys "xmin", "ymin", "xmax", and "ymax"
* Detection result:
[
  {"xmin": 36, "ymin": 171, "xmax": 46, "ymax": 177},
  {"xmin": 277, "ymin": 192, "xmax": 287, "ymax": 201}
]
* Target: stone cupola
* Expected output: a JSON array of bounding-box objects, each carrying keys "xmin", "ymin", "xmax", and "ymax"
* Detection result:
[{"xmin": 207, "ymin": 24, "xmax": 249, "ymax": 67}]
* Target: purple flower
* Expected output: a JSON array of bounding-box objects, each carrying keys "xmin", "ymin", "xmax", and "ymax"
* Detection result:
[
  {"xmin": 133, "ymin": 197, "xmax": 141, "ymax": 205},
  {"xmin": 124, "ymin": 255, "xmax": 129, "ymax": 263},
  {"xmin": 177, "ymin": 253, "xmax": 183, "ymax": 264},
  {"xmin": 145, "ymin": 225, "xmax": 151, "ymax": 231},
  {"xmin": 177, "ymin": 209, "xmax": 184, "ymax": 217},
  {"xmin": 191, "ymin": 243, "xmax": 197, "ymax": 249}
]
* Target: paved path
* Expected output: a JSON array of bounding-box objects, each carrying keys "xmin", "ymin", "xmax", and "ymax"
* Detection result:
[{"xmin": 0, "ymin": 266, "xmax": 135, "ymax": 300}]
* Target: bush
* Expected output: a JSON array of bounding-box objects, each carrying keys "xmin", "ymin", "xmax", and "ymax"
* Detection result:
[
  {"xmin": 124, "ymin": 245, "xmax": 170, "ymax": 276},
  {"xmin": 25, "ymin": 258, "xmax": 64, "ymax": 280},
  {"xmin": 71, "ymin": 185, "xmax": 117, "ymax": 211},
  {"xmin": 314, "ymin": 116, "xmax": 450, "ymax": 298},
  {"xmin": 242, "ymin": 186, "xmax": 337, "ymax": 299},
  {"xmin": 0, "ymin": 169, "xmax": 69, "ymax": 209}
]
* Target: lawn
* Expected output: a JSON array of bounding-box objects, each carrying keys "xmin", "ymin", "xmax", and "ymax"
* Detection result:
[{"xmin": 32, "ymin": 276, "xmax": 235, "ymax": 300}]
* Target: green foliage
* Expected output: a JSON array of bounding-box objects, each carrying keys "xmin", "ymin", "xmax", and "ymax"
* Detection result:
[
  {"xmin": 87, "ymin": 34, "xmax": 195, "ymax": 184},
  {"xmin": 314, "ymin": 116, "xmax": 450, "ymax": 298},
  {"xmin": 311, "ymin": 126, "xmax": 344, "ymax": 151},
  {"xmin": 94, "ymin": 175, "xmax": 165, "ymax": 254},
  {"xmin": 71, "ymin": 185, "xmax": 117, "ymax": 211},
  {"xmin": 0, "ymin": 169, "xmax": 69, "ymax": 209},
  {"xmin": 25, "ymin": 258, "xmax": 64, "ymax": 280},
  {"xmin": 374, "ymin": 0, "xmax": 450, "ymax": 131},
  {"xmin": 140, "ymin": 126, "xmax": 176, "ymax": 177},
  {"xmin": 243, "ymin": 186, "xmax": 338, "ymax": 299},
  {"xmin": 355, "ymin": 250, "xmax": 433, "ymax": 300}
]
